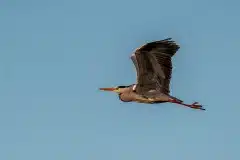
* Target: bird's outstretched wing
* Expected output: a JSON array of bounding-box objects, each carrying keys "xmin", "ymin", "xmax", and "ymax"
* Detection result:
[{"xmin": 130, "ymin": 38, "xmax": 180, "ymax": 95}]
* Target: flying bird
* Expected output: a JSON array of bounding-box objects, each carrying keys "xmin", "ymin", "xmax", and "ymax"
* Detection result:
[{"xmin": 100, "ymin": 38, "xmax": 205, "ymax": 110}]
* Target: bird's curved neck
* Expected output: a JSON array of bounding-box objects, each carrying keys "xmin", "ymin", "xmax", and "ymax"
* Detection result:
[{"xmin": 118, "ymin": 93, "xmax": 132, "ymax": 102}]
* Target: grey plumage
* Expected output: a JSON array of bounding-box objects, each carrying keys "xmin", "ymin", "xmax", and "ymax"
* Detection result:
[{"xmin": 100, "ymin": 38, "xmax": 205, "ymax": 110}]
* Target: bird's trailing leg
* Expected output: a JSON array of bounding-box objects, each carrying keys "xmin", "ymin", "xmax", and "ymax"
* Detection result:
[{"xmin": 169, "ymin": 98, "xmax": 205, "ymax": 110}]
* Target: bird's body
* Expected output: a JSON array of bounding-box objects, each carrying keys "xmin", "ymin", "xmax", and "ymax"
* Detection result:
[
  {"xmin": 100, "ymin": 38, "xmax": 205, "ymax": 110},
  {"xmin": 117, "ymin": 84, "xmax": 170, "ymax": 103}
]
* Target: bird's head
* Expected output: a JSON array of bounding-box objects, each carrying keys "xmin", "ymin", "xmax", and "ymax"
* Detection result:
[{"xmin": 99, "ymin": 85, "xmax": 131, "ymax": 94}]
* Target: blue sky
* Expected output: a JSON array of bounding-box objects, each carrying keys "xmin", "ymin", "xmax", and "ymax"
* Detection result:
[{"xmin": 1, "ymin": 0, "xmax": 240, "ymax": 159}]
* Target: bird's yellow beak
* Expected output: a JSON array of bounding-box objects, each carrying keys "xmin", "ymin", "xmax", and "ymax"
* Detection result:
[{"xmin": 99, "ymin": 87, "xmax": 119, "ymax": 92}]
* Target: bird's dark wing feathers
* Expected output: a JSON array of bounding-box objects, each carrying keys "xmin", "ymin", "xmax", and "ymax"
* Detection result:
[{"xmin": 131, "ymin": 38, "xmax": 180, "ymax": 95}]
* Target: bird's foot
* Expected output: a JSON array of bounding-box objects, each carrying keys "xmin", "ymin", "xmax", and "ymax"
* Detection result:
[
  {"xmin": 188, "ymin": 102, "xmax": 205, "ymax": 110},
  {"xmin": 169, "ymin": 99, "xmax": 205, "ymax": 111}
]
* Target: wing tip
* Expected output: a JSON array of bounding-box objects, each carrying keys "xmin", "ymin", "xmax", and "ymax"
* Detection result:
[
  {"xmin": 146, "ymin": 37, "xmax": 180, "ymax": 47},
  {"xmin": 132, "ymin": 37, "xmax": 180, "ymax": 56},
  {"xmin": 161, "ymin": 37, "xmax": 172, "ymax": 41}
]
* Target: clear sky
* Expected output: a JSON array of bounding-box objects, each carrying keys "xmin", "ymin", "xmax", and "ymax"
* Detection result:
[{"xmin": 1, "ymin": 0, "xmax": 240, "ymax": 159}]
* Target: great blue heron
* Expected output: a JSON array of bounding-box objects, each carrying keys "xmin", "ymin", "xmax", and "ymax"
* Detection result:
[{"xmin": 100, "ymin": 38, "xmax": 205, "ymax": 110}]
